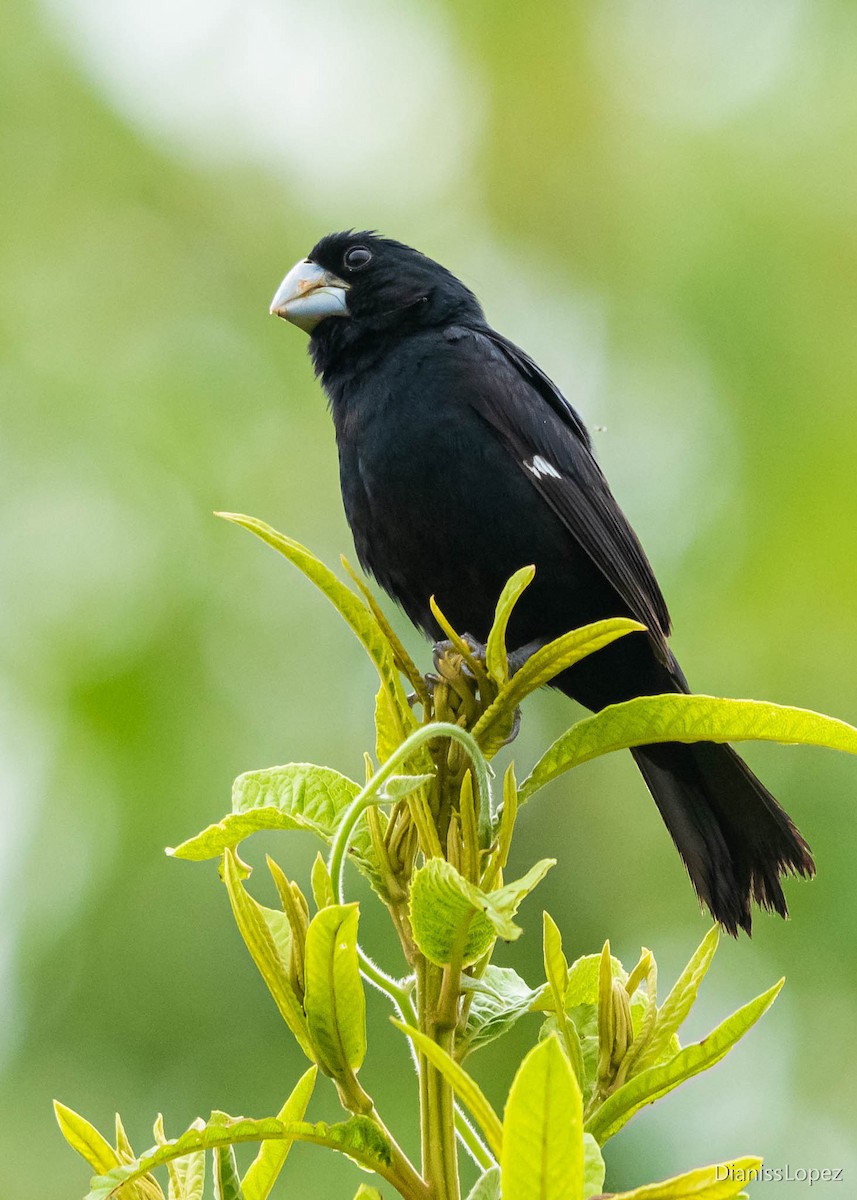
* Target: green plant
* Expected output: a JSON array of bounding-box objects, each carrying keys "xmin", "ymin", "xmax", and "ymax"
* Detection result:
[{"xmin": 56, "ymin": 514, "xmax": 857, "ymax": 1200}]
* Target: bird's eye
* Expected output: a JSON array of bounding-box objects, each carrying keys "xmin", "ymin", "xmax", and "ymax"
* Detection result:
[{"xmin": 344, "ymin": 246, "xmax": 372, "ymax": 271}]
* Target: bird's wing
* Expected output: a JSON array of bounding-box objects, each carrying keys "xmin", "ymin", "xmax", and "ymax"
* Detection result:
[{"xmin": 460, "ymin": 326, "xmax": 672, "ymax": 652}]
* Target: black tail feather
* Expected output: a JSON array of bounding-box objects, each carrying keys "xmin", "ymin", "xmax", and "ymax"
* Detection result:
[{"xmin": 631, "ymin": 741, "xmax": 815, "ymax": 936}]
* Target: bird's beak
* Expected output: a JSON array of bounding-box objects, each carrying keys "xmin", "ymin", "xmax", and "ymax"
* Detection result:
[{"xmin": 269, "ymin": 259, "xmax": 350, "ymax": 333}]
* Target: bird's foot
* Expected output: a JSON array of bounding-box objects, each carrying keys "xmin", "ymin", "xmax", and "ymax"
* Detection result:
[
  {"xmin": 506, "ymin": 638, "xmax": 548, "ymax": 676},
  {"xmin": 431, "ymin": 633, "xmax": 486, "ymax": 678},
  {"xmin": 500, "ymin": 706, "xmax": 523, "ymax": 746}
]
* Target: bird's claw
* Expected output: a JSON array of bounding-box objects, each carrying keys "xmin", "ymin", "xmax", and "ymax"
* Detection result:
[
  {"xmin": 431, "ymin": 634, "xmax": 486, "ymax": 675},
  {"xmin": 501, "ymin": 706, "xmax": 523, "ymax": 746},
  {"xmin": 506, "ymin": 638, "xmax": 548, "ymax": 676}
]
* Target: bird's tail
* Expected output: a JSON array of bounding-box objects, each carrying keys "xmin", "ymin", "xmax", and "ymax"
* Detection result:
[{"xmin": 631, "ymin": 741, "xmax": 815, "ymax": 935}]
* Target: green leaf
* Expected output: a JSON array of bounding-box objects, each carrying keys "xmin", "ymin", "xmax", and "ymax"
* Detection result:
[
  {"xmin": 173, "ymin": 1156, "xmax": 205, "ymax": 1200},
  {"xmin": 392, "ymin": 1020, "xmax": 504, "ymax": 1159},
  {"xmin": 488, "ymin": 861, "xmax": 556, "ymax": 939},
  {"xmin": 168, "ymin": 809, "xmax": 300, "ymax": 861},
  {"xmin": 222, "ymin": 849, "xmax": 314, "ymax": 1060},
  {"xmin": 307, "ymin": 1114, "xmax": 392, "ymax": 1175},
  {"xmin": 170, "ymin": 1143, "xmax": 205, "ymax": 1200},
  {"xmin": 115, "ymin": 1114, "xmax": 135, "ymax": 1162},
  {"xmin": 521, "ymin": 694, "xmax": 857, "ymax": 802},
  {"xmin": 85, "ymin": 1113, "xmax": 393, "ymax": 1200},
  {"xmin": 234, "ymin": 764, "xmax": 374, "ymax": 866},
  {"xmin": 409, "ymin": 860, "xmax": 493, "ymax": 967},
  {"xmin": 539, "ymin": 1013, "xmax": 598, "ymax": 1109},
  {"xmin": 217, "ymin": 514, "xmax": 415, "ymax": 743},
  {"xmin": 483, "ymin": 763, "xmax": 518, "ymax": 889},
  {"xmin": 597, "ymin": 940, "xmax": 629, "ymax": 1089},
  {"xmin": 242, "ymin": 1067, "xmax": 317, "ymax": 1200},
  {"xmin": 54, "ymin": 1101, "xmax": 120, "ymax": 1173},
  {"xmin": 631, "ymin": 927, "xmax": 719, "ymax": 1075},
  {"xmin": 619, "ymin": 950, "xmax": 658, "ymax": 1081},
  {"xmin": 258, "ymin": 903, "xmax": 293, "ymax": 969},
  {"xmin": 462, "ymin": 965, "xmax": 538, "ymax": 1055},
  {"xmin": 352, "ymin": 1188, "xmax": 383, "ymax": 1200},
  {"xmin": 155, "ymin": 1115, "xmax": 204, "ymax": 1200},
  {"xmin": 583, "ymin": 1134, "xmax": 606, "ymax": 1199},
  {"xmin": 566, "ymin": 951, "xmax": 628, "ymax": 1003},
  {"xmin": 372, "ymin": 681, "xmax": 434, "ymax": 778},
  {"xmin": 511, "ymin": 619, "xmax": 645, "ymax": 700},
  {"xmin": 168, "ymin": 762, "xmax": 384, "ymax": 889},
  {"xmin": 543, "ymin": 913, "xmax": 585, "ymax": 1083},
  {"xmin": 430, "ymin": 595, "xmax": 492, "ymax": 689},
  {"xmin": 541, "ymin": 914, "xmax": 569, "ymax": 1005},
  {"xmin": 120, "ymin": 1127, "xmax": 165, "ymax": 1200},
  {"xmin": 531, "ymin": 949, "xmax": 631, "ymax": 1106},
  {"xmin": 465, "ymin": 1166, "xmax": 501, "ymax": 1200},
  {"xmin": 265, "ymin": 857, "xmax": 308, "ymax": 998},
  {"xmin": 341, "ymin": 552, "xmax": 430, "ymax": 707},
  {"xmin": 85, "ymin": 1115, "xmax": 279, "ymax": 1200},
  {"xmin": 610, "ymin": 1157, "xmax": 763, "ymax": 1199},
  {"xmin": 409, "ymin": 858, "xmax": 554, "ymax": 967},
  {"xmin": 485, "ymin": 565, "xmax": 535, "ymax": 685},
  {"xmin": 501, "ymin": 1036, "xmax": 583, "ymax": 1200},
  {"xmin": 232, "ymin": 763, "xmax": 360, "ymax": 823},
  {"xmin": 212, "ymin": 1144, "xmax": 243, "ymax": 1200},
  {"xmin": 374, "ymin": 683, "xmax": 402, "ymax": 764},
  {"xmin": 530, "ymin": 950, "xmax": 627, "ymax": 1011},
  {"xmin": 474, "ymin": 619, "xmax": 644, "ymax": 755},
  {"xmin": 304, "ymin": 904, "xmax": 366, "ymax": 1077},
  {"xmin": 586, "ymin": 979, "xmax": 784, "ymax": 1144},
  {"xmin": 311, "ymin": 853, "xmax": 336, "ymax": 910}
]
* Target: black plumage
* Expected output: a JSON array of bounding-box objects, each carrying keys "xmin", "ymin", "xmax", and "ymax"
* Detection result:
[{"xmin": 270, "ymin": 230, "xmax": 814, "ymax": 934}]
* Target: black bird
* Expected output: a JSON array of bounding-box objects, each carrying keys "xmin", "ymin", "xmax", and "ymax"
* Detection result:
[{"xmin": 269, "ymin": 231, "xmax": 814, "ymax": 934}]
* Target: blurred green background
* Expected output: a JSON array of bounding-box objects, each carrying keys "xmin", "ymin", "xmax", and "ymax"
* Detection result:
[{"xmin": 2, "ymin": 0, "xmax": 856, "ymax": 1194}]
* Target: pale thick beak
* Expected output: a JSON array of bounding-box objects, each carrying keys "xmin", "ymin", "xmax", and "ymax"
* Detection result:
[{"xmin": 269, "ymin": 259, "xmax": 350, "ymax": 333}]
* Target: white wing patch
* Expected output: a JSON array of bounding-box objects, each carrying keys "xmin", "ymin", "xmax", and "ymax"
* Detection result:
[{"xmin": 524, "ymin": 455, "xmax": 561, "ymax": 480}]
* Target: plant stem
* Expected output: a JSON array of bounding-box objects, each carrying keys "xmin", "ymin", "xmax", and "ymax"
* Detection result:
[
  {"xmin": 453, "ymin": 1106, "xmax": 493, "ymax": 1170},
  {"xmin": 370, "ymin": 1108, "xmax": 431, "ymax": 1200},
  {"xmin": 420, "ymin": 961, "xmax": 461, "ymax": 1200},
  {"xmin": 432, "ymin": 1028, "xmax": 461, "ymax": 1200},
  {"xmin": 324, "ymin": 707, "xmax": 492, "ymax": 1200},
  {"xmin": 328, "ymin": 722, "xmax": 494, "ymax": 902},
  {"xmin": 416, "ymin": 957, "xmax": 432, "ymax": 1181},
  {"xmin": 358, "ymin": 947, "xmax": 418, "ymax": 1025}
]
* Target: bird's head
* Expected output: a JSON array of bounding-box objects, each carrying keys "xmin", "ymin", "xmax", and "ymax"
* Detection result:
[{"xmin": 269, "ymin": 232, "xmax": 483, "ymax": 346}]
